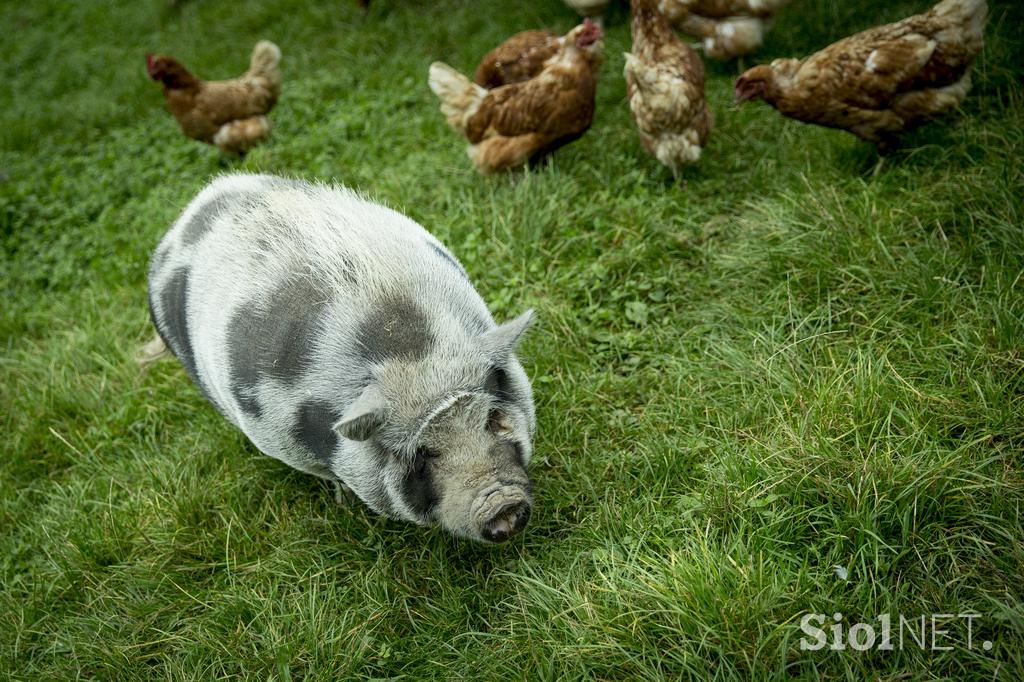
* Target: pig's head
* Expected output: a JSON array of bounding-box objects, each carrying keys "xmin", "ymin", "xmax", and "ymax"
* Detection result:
[{"xmin": 334, "ymin": 308, "xmax": 535, "ymax": 543}]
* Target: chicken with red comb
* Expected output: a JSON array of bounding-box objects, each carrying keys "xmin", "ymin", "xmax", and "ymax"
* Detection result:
[{"xmin": 146, "ymin": 40, "xmax": 281, "ymax": 155}]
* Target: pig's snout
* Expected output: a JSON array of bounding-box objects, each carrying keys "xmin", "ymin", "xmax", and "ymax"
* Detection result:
[
  {"xmin": 466, "ymin": 479, "xmax": 533, "ymax": 543},
  {"xmin": 481, "ymin": 500, "xmax": 531, "ymax": 543}
]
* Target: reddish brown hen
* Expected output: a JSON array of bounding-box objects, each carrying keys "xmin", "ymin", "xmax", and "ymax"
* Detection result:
[
  {"xmin": 429, "ymin": 20, "xmax": 604, "ymax": 174},
  {"xmin": 146, "ymin": 41, "xmax": 281, "ymax": 155},
  {"xmin": 735, "ymin": 0, "xmax": 986, "ymax": 149}
]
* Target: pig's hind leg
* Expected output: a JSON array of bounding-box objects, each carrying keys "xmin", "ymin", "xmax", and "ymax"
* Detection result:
[{"xmin": 136, "ymin": 333, "xmax": 169, "ymax": 368}]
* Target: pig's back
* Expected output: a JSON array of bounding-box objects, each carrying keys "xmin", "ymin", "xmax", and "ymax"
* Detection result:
[{"xmin": 147, "ymin": 174, "xmax": 493, "ymax": 475}]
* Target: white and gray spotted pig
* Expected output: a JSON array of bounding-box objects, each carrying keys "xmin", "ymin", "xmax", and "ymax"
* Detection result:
[{"xmin": 146, "ymin": 173, "xmax": 535, "ymax": 542}]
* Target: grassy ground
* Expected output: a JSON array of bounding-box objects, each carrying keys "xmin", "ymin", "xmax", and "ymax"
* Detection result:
[{"xmin": 2, "ymin": 0, "xmax": 1022, "ymax": 678}]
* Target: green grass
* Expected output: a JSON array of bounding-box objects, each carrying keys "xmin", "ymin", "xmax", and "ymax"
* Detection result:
[{"xmin": 2, "ymin": 0, "xmax": 1023, "ymax": 678}]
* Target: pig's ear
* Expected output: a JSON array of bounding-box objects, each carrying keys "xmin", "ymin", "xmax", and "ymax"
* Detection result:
[
  {"xmin": 333, "ymin": 384, "xmax": 387, "ymax": 441},
  {"xmin": 480, "ymin": 310, "xmax": 534, "ymax": 358}
]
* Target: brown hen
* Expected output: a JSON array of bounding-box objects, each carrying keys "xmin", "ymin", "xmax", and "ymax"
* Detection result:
[
  {"xmin": 146, "ymin": 41, "xmax": 281, "ymax": 155},
  {"xmin": 429, "ymin": 20, "xmax": 604, "ymax": 174},
  {"xmin": 735, "ymin": 0, "xmax": 986, "ymax": 149}
]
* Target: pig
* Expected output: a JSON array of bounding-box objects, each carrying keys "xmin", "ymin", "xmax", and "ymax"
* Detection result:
[{"xmin": 144, "ymin": 173, "xmax": 536, "ymax": 543}]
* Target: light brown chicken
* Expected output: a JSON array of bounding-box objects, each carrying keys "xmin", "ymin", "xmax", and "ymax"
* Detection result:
[
  {"xmin": 429, "ymin": 20, "xmax": 604, "ymax": 174},
  {"xmin": 659, "ymin": 0, "xmax": 791, "ymax": 59},
  {"xmin": 735, "ymin": 0, "xmax": 986, "ymax": 149},
  {"xmin": 474, "ymin": 30, "xmax": 562, "ymax": 88},
  {"xmin": 625, "ymin": 0, "xmax": 712, "ymax": 173},
  {"xmin": 146, "ymin": 41, "xmax": 281, "ymax": 155}
]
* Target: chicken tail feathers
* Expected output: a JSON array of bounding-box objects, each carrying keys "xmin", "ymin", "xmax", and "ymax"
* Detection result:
[
  {"xmin": 429, "ymin": 61, "xmax": 485, "ymax": 132},
  {"xmin": 653, "ymin": 132, "xmax": 704, "ymax": 173},
  {"xmin": 248, "ymin": 40, "xmax": 282, "ymax": 81}
]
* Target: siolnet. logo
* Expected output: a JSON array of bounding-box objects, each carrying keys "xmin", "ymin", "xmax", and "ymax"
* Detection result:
[{"xmin": 799, "ymin": 612, "xmax": 994, "ymax": 652}]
